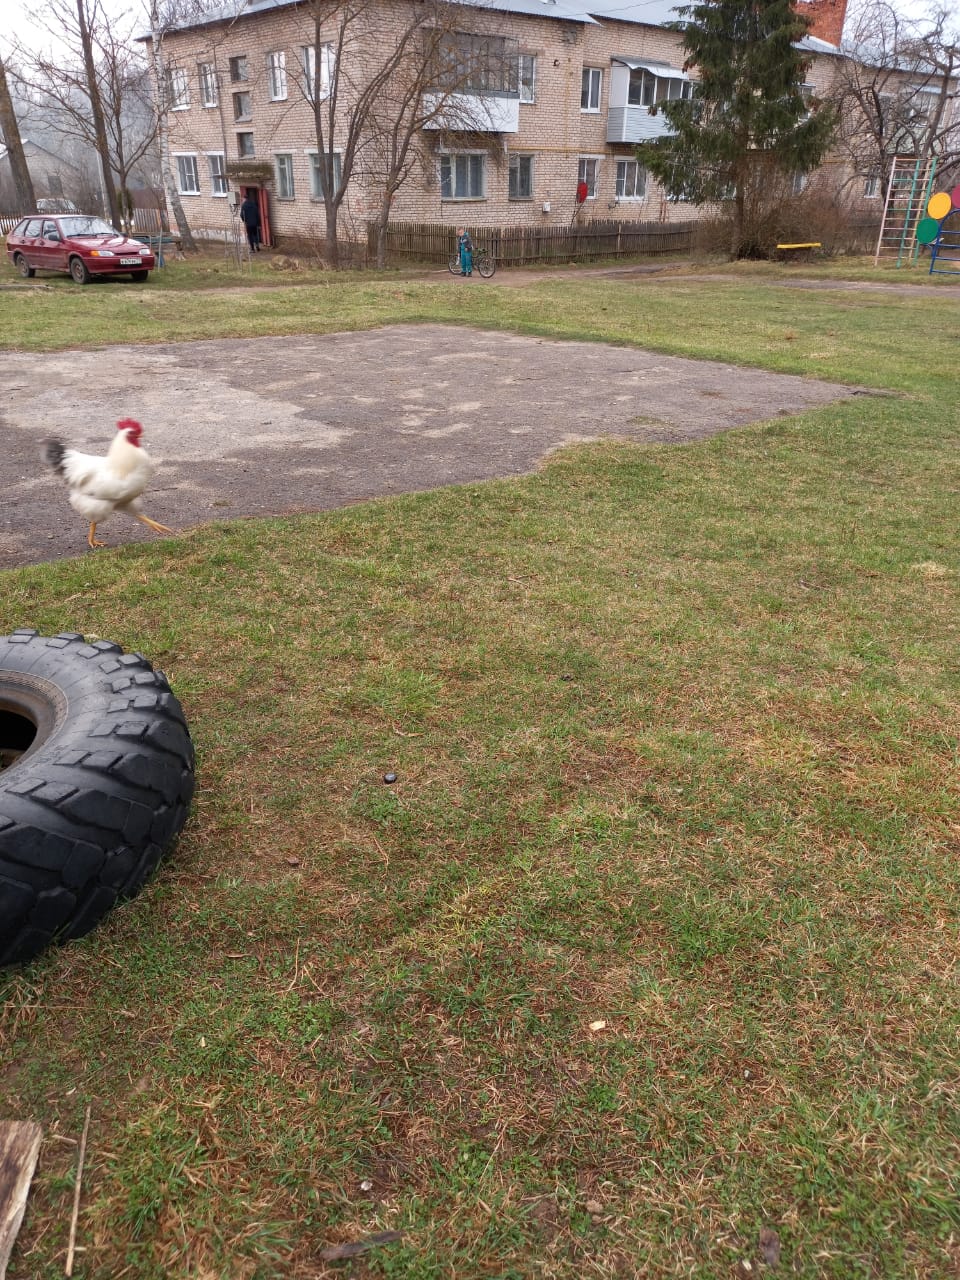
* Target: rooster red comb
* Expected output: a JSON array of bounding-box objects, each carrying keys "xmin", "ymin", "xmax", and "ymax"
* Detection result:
[{"xmin": 116, "ymin": 418, "xmax": 142, "ymax": 432}]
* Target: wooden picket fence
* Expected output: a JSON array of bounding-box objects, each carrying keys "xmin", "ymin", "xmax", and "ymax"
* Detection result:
[
  {"xmin": 371, "ymin": 218, "xmax": 694, "ymax": 266},
  {"xmin": 0, "ymin": 208, "xmax": 165, "ymax": 236}
]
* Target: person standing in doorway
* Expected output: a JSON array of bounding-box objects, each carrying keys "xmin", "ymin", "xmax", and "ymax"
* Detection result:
[{"xmin": 240, "ymin": 193, "xmax": 261, "ymax": 252}]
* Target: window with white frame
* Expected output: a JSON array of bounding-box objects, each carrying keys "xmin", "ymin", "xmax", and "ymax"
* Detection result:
[
  {"xmin": 792, "ymin": 171, "xmax": 808, "ymax": 195},
  {"xmin": 174, "ymin": 153, "xmax": 200, "ymax": 193},
  {"xmin": 301, "ymin": 43, "xmax": 335, "ymax": 100},
  {"xmin": 301, "ymin": 45, "xmax": 316, "ymax": 99},
  {"xmin": 267, "ymin": 50, "xmax": 287, "ymax": 101},
  {"xmin": 581, "ymin": 67, "xmax": 602, "ymax": 112},
  {"xmin": 436, "ymin": 32, "xmax": 519, "ymax": 95},
  {"xmin": 233, "ymin": 90, "xmax": 252, "ymax": 121},
  {"xmin": 627, "ymin": 67, "xmax": 692, "ymax": 108},
  {"xmin": 236, "ymin": 132, "xmax": 255, "ymax": 158},
  {"xmin": 863, "ymin": 172, "xmax": 880, "ymax": 198},
  {"xmin": 198, "ymin": 62, "xmax": 218, "ymax": 107},
  {"xmin": 229, "ymin": 55, "xmax": 248, "ymax": 82},
  {"xmin": 275, "ymin": 153, "xmax": 295, "ymax": 199},
  {"xmin": 207, "ymin": 152, "xmax": 228, "ymax": 195},
  {"xmin": 519, "ymin": 53, "xmax": 536, "ymax": 103},
  {"xmin": 616, "ymin": 159, "xmax": 646, "ymax": 199},
  {"xmin": 440, "ymin": 152, "xmax": 486, "ymax": 199},
  {"xmin": 166, "ymin": 67, "xmax": 190, "ymax": 109},
  {"xmin": 577, "ymin": 156, "xmax": 599, "ymax": 198},
  {"xmin": 911, "ymin": 87, "xmax": 938, "ymax": 118},
  {"xmin": 308, "ymin": 150, "xmax": 342, "ymax": 198},
  {"xmin": 508, "ymin": 153, "xmax": 533, "ymax": 199}
]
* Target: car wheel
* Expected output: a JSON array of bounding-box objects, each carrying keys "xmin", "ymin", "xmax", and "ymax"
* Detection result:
[
  {"xmin": 0, "ymin": 629, "xmax": 195, "ymax": 966},
  {"xmin": 14, "ymin": 254, "xmax": 35, "ymax": 279},
  {"xmin": 129, "ymin": 270, "xmax": 149, "ymax": 283},
  {"xmin": 69, "ymin": 256, "xmax": 91, "ymax": 285}
]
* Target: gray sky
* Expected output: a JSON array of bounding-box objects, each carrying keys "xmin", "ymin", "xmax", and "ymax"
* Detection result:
[
  {"xmin": 0, "ymin": 0, "xmax": 948, "ymax": 57},
  {"xmin": 1, "ymin": 0, "xmax": 146, "ymax": 57}
]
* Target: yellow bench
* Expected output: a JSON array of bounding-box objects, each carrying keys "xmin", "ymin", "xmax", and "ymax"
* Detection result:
[{"xmin": 776, "ymin": 241, "xmax": 822, "ymax": 260}]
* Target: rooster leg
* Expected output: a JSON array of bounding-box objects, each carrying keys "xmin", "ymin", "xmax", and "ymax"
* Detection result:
[
  {"xmin": 133, "ymin": 514, "xmax": 174, "ymax": 536},
  {"xmin": 88, "ymin": 523, "xmax": 106, "ymax": 549}
]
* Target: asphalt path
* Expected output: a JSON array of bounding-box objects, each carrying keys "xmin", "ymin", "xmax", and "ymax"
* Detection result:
[{"xmin": 1, "ymin": 322, "xmax": 867, "ymax": 570}]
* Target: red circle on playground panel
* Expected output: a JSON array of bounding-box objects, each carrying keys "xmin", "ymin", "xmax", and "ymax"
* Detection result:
[{"xmin": 952, "ymin": 185, "xmax": 960, "ymax": 210}]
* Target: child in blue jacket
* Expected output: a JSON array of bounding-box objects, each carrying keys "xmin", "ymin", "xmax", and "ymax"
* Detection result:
[{"xmin": 457, "ymin": 227, "xmax": 473, "ymax": 276}]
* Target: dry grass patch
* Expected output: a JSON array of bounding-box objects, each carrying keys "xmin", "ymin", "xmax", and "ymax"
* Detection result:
[{"xmin": 1, "ymin": 275, "xmax": 958, "ymax": 1278}]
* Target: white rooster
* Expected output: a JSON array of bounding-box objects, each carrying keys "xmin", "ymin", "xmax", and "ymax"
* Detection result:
[{"xmin": 44, "ymin": 418, "xmax": 172, "ymax": 549}]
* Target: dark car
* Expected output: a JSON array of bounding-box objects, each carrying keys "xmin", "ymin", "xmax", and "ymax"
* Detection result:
[{"xmin": 5, "ymin": 214, "xmax": 156, "ymax": 284}]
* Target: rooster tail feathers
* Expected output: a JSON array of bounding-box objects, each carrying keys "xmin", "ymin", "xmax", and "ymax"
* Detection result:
[{"xmin": 44, "ymin": 439, "xmax": 67, "ymax": 476}]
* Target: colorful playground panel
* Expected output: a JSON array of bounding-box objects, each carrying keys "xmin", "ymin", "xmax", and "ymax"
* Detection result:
[{"xmin": 917, "ymin": 187, "xmax": 960, "ymax": 276}]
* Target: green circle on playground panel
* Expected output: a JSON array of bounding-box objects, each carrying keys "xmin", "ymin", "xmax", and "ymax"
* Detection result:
[
  {"xmin": 927, "ymin": 191, "xmax": 952, "ymax": 220},
  {"xmin": 916, "ymin": 217, "xmax": 940, "ymax": 245}
]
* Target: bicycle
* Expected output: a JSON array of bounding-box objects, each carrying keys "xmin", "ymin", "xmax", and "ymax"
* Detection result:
[{"xmin": 448, "ymin": 246, "xmax": 496, "ymax": 278}]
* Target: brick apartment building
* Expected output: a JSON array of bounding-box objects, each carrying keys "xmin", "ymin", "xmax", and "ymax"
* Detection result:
[{"xmin": 145, "ymin": 0, "xmax": 927, "ymax": 249}]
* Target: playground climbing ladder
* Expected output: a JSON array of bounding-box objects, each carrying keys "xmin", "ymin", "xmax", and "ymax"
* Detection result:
[{"xmin": 873, "ymin": 156, "xmax": 938, "ymax": 267}]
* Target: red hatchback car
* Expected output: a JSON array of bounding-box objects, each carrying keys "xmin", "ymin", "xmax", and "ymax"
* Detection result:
[{"xmin": 6, "ymin": 214, "xmax": 156, "ymax": 284}]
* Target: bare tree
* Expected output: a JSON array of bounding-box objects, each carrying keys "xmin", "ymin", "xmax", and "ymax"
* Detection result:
[
  {"xmin": 76, "ymin": 0, "xmax": 121, "ymax": 223},
  {"xmin": 0, "ymin": 51, "xmax": 35, "ymax": 211},
  {"xmin": 282, "ymin": 0, "xmax": 517, "ymax": 267},
  {"xmin": 143, "ymin": 0, "xmax": 215, "ymax": 249},
  {"xmin": 829, "ymin": 1, "xmax": 959, "ymax": 194},
  {"xmin": 281, "ymin": 0, "xmax": 475, "ymax": 265},
  {"xmin": 365, "ymin": 14, "xmax": 518, "ymax": 267},
  {"xmin": 903, "ymin": 8, "xmax": 960, "ymax": 171},
  {"xmin": 16, "ymin": 5, "xmax": 159, "ymax": 224}
]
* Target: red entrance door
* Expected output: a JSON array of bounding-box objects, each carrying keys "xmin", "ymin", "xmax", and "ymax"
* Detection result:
[{"xmin": 243, "ymin": 186, "xmax": 272, "ymax": 249}]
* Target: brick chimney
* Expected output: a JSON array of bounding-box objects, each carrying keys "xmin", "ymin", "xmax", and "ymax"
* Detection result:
[{"xmin": 795, "ymin": 0, "xmax": 847, "ymax": 47}]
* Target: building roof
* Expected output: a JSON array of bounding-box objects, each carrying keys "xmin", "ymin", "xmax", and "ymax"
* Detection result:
[
  {"xmin": 798, "ymin": 32, "xmax": 843, "ymax": 56},
  {"xmin": 612, "ymin": 55, "xmax": 689, "ymax": 78},
  {"xmin": 149, "ymin": 0, "xmax": 846, "ymax": 46},
  {"xmin": 150, "ymin": 0, "xmax": 604, "ymax": 33},
  {"xmin": 459, "ymin": 0, "xmax": 600, "ymax": 25},
  {"xmin": 146, "ymin": 0, "xmax": 696, "ymax": 36},
  {"xmin": 582, "ymin": 0, "xmax": 682, "ymax": 24},
  {"xmin": 0, "ymin": 138, "xmax": 82, "ymax": 168}
]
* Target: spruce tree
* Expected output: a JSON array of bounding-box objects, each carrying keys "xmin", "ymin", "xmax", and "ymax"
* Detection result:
[{"xmin": 637, "ymin": 0, "xmax": 837, "ymax": 258}]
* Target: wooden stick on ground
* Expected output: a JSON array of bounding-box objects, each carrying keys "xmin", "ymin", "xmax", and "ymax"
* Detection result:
[
  {"xmin": 64, "ymin": 1108, "xmax": 91, "ymax": 1279},
  {"xmin": 0, "ymin": 1120, "xmax": 43, "ymax": 1280}
]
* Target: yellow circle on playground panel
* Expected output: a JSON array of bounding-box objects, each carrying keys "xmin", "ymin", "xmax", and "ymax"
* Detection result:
[{"xmin": 927, "ymin": 191, "xmax": 952, "ymax": 219}]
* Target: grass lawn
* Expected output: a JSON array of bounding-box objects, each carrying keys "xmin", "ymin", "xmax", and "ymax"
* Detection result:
[{"xmin": 0, "ymin": 250, "xmax": 959, "ymax": 1279}]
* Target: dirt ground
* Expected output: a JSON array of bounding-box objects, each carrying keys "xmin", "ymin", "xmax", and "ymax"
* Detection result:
[{"xmin": 0, "ymin": 321, "xmax": 867, "ymax": 570}]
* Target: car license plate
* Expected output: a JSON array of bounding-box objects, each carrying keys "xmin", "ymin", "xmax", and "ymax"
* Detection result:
[{"xmin": 120, "ymin": 257, "xmax": 142, "ymax": 266}]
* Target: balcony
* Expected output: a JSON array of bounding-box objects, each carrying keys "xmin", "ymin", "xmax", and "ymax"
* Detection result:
[
  {"xmin": 422, "ymin": 92, "xmax": 520, "ymax": 134},
  {"xmin": 607, "ymin": 105, "xmax": 677, "ymax": 145},
  {"xmin": 607, "ymin": 57, "xmax": 690, "ymax": 145}
]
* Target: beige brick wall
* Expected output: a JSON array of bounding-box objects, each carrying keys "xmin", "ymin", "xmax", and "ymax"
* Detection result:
[{"xmin": 155, "ymin": 1, "xmax": 864, "ymax": 246}]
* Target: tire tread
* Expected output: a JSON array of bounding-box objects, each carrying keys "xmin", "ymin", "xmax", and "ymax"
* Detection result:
[{"xmin": 0, "ymin": 632, "xmax": 194, "ymax": 965}]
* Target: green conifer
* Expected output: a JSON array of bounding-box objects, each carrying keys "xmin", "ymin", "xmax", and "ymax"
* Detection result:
[{"xmin": 638, "ymin": 0, "xmax": 837, "ymax": 257}]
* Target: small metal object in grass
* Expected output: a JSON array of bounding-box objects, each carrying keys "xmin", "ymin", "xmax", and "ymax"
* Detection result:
[{"xmin": 383, "ymin": 772, "xmax": 397, "ymax": 784}]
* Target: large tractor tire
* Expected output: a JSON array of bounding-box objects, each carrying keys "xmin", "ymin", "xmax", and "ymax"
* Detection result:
[{"xmin": 0, "ymin": 629, "xmax": 195, "ymax": 966}]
